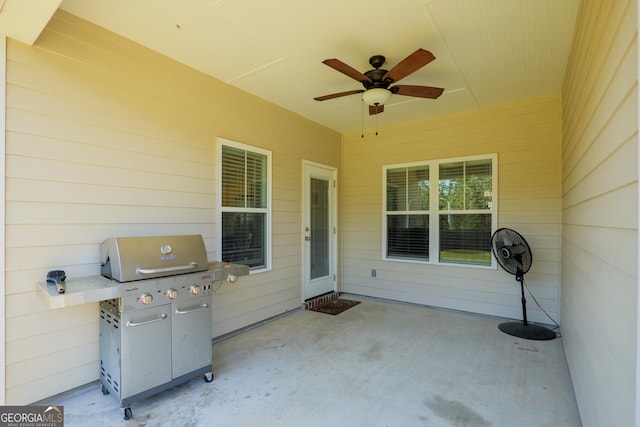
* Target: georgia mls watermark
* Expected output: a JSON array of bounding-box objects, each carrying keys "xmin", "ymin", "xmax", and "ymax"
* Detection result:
[{"xmin": 0, "ymin": 406, "xmax": 63, "ymax": 427}]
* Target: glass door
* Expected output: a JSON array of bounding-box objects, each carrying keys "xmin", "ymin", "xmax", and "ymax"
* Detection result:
[{"xmin": 302, "ymin": 162, "xmax": 337, "ymax": 300}]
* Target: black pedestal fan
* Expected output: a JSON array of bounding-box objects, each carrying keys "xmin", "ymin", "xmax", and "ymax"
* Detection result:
[{"xmin": 491, "ymin": 228, "xmax": 556, "ymax": 340}]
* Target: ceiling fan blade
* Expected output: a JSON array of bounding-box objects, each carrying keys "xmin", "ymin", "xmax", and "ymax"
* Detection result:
[
  {"xmin": 382, "ymin": 48, "xmax": 436, "ymax": 83},
  {"xmin": 322, "ymin": 59, "xmax": 372, "ymax": 84},
  {"xmin": 314, "ymin": 89, "xmax": 364, "ymax": 101},
  {"xmin": 369, "ymin": 104, "xmax": 384, "ymax": 115},
  {"xmin": 392, "ymin": 85, "xmax": 444, "ymax": 99}
]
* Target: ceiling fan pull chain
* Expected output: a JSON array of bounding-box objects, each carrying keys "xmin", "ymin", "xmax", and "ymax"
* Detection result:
[
  {"xmin": 375, "ymin": 106, "xmax": 379, "ymax": 136},
  {"xmin": 361, "ymin": 99, "xmax": 365, "ymax": 139}
]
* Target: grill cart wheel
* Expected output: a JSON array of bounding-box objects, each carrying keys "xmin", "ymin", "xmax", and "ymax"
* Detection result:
[
  {"xmin": 123, "ymin": 407, "xmax": 132, "ymax": 420},
  {"xmin": 204, "ymin": 372, "xmax": 214, "ymax": 383}
]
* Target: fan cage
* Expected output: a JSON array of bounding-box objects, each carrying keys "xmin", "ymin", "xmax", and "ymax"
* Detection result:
[{"xmin": 490, "ymin": 228, "xmax": 532, "ymax": 275}]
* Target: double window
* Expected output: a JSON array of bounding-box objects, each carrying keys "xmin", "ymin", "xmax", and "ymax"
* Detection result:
[
  {"xmin": 218, "ymin": 138, "xmax": 271, "ymax": 272},
  {"xmin": 384, "ymin": 154, "xmax": 497, "ymax": 267}
]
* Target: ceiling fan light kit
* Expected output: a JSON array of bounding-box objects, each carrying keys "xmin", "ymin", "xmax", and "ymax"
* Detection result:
[{"xmin": 362, "ymin": 88, "xmax": 392, "ymax": 106}]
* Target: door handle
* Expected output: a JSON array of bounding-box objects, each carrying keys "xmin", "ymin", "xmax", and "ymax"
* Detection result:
[
  {"xmin": 175, "ymin": 303, "xmax": 209, "ymax": 315},
  {"xmin": 136, "ymin": 262, "xmax": 198, "ymax": 275},
  {"xmin": 126, "ymin": 313, "xmax": 168, "ymax": 327}
]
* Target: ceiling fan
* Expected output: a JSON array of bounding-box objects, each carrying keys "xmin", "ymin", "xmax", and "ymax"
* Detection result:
[{"xmin": 313, "ymin": 48, "xmax": 444, "ymax": 115}]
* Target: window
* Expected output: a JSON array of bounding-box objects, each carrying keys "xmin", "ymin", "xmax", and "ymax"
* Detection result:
[
  {"xmin": 386, "ymin": 165, "xmax": 430, "ymax": 261},
  {"xmin": 384, "ymin": 154, "xmax": 497, "ymax": 267},
  {"xmin": 218, "ymin": 138, "xmax": 271, "ymax": 271}
]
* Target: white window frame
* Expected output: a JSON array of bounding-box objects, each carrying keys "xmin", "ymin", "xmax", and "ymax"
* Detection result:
[
  {"xmin": 382, "ymin": 153, "xmax": 498, "ymax": 269},
  {"xmin": 217, "ymin": 137, "xmax": 272, "ymax": 273}
]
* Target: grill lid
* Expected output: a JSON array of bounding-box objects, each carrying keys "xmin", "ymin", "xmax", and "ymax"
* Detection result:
[{"xmin": 100, "ymin": 235, "xmax": 209, "ymax": 282}]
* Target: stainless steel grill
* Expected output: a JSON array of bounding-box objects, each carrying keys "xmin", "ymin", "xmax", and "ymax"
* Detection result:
[{"xmin": 98, "ymin": 235, "xmax": 248, "ymax": 420}]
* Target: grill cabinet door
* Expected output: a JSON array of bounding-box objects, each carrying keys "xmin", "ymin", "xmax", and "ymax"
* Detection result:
[
  {"xmin": 121, "ymin": 305, "xmax": 172, "ymax": 398},
  {"xmin": 172, "ymin": 295, "xmax": 213, "ymax": 378}
]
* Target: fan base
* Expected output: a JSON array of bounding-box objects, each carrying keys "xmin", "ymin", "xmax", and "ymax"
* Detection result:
[{"xmin": 498, "ymin": 322, "xmax": 556, "ymax": 341}]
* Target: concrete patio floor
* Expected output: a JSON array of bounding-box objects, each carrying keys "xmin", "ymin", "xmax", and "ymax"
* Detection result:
[{"xmin": 51, "ymin": 295, "xmax": 581, "ymax": 426}]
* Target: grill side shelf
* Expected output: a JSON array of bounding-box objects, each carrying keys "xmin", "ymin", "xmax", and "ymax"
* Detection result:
[{"xmin": 38, "ymin": 276, "xmax": 122, "ymax": 309}]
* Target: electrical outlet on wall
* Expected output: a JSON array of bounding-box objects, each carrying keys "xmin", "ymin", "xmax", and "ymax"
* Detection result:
[{"xmin": 371, "ymin": 269, "xmax": 376, "ymax": 278}]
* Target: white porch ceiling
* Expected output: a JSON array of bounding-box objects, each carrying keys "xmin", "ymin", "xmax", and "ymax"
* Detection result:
[
  {"xmin": 0, "ymin": 0, "xmax": 61, "ymax": 45},
  {"xmin": 6, "ymin": 0, "xmax": 580, "ymax": 133}
]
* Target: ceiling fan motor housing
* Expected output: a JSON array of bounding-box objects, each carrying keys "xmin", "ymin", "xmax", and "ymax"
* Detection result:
[{"xmin": 364, "ymin": 69, "xmax": 391, "ymax": 89}]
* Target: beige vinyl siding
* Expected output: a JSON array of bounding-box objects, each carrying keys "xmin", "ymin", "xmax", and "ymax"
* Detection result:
[
  {"xmin": 5, "ymin": 10, "xmax": 340, "ymax": 404},
  {"xmin": 0, "ymin": 37, "xmax": 6, "ymax": 406},
  {"xmin": 341, "ymin": 95, "xmax": 562, "ymax": 323},
  {"xmin": 560, "ymin": 1, "xmax": 638, "ymax": 426}
]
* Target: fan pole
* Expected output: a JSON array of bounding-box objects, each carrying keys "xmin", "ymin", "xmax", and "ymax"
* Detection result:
[
  {"xmin": 517, "ymin": 274, "xmax": 528, "ymax": 326},
  {"xmin": 499, "ymin": 269, "xmax": 556, "ymax": 340}
]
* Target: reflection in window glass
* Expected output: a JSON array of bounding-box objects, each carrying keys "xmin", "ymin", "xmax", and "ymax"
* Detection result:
[
  {"xmin": 222, "ymin": 212, "xmax": 266, "ymax": 268},
  {"xmin": 439, "ymin": 214, "xmax": 492, "ymax": 265},
  {"xmin": 439, "ymin": 159, "xmax": 492, "ymax": 210},
  {"xmin": 387, "ymin": 215, "xmax": 429, "ymax": 260},
  {"xmin": 386, "ymin": 165, "xmax": 429, "ymax": 212}
]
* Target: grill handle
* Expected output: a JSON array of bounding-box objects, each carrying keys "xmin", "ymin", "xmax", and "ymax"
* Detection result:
[
  {"xmin": 136, "ymin": 262, "xmax": 198, "ymax": 275},
  {"xmin": 175, "ymin": 303, "xmax": 209, "ymax": 315},
  {"xmin": 126, "ymin": 313, "xmax": 168, "ymax": 327}
]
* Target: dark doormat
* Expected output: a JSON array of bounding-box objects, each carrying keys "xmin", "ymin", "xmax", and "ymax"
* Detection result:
[{"xmin": 309, "ymin": 298, "xmax": 361, "ymax": 315}]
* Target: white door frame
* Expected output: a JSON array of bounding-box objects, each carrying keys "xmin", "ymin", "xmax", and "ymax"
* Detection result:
[{"xmin": 302, "ymin": 160, "xmax": 338, "ymax": 301}]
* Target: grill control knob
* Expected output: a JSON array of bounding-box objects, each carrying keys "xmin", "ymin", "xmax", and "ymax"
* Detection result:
[
  {"xmin": 166, "ymin": 288, "xmax": 178, "ymax": 300},
  {"xmin": 190, "ymin": 285, "xmax": 201, "ymax": 295},
  {"xmin": 140, "ymin": 293, "xmax": 153, "ymax": 305}
]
